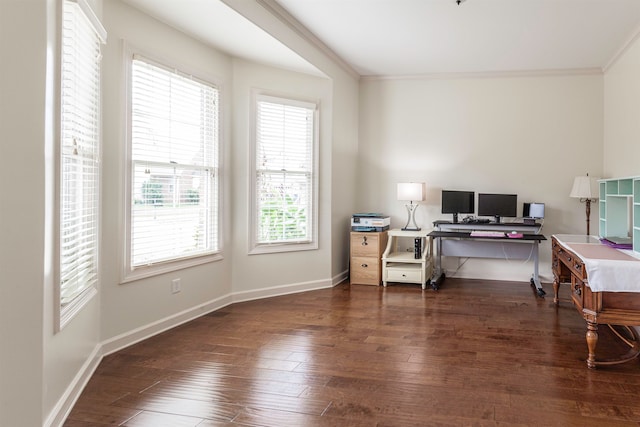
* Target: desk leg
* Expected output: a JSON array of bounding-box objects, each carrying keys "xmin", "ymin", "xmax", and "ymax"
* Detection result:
[
  {"xmin": 530, "ymin": 243, "xmax": 546, "ymax": 297},
  {"xmin": 430, "ymin": 236, "xmax": 445, "ymax": 289},
  {"xmin": 553, "ymin": 277, "xmax": 559, "ymax": 305},
  {"xmin": 586, "ymin": 322, "xmax": 598, "ymax": 369}
]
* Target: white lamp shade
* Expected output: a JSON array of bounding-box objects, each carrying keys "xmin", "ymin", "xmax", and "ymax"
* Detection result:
[
  {"xmin": 570, "ymin": 176, "xmax": 598, "ymax": 199},
  {"xmin": 397, "ymin": 182, "xmax": 424, "ymax": 202}
]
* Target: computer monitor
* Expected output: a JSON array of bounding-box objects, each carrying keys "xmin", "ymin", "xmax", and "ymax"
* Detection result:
[
  {"xmin": 523, "ymin": 202, "xmax": 545, "ymax": 219},
  {"xmin": 441, "ymin": 190, "xmax": 475, "ymax": 223},
  {"xmin": 478, "ymin": 193, "xmax": 517, "ymax": 223}
]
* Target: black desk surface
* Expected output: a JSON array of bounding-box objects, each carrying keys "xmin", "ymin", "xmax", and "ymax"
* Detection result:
[
  {"xmin": 433, "ymin": 220, "xmax": 541, "ymax": 228},
  {"xmin": 428, "ymin": 230, "xmax": 547, "ymax": 241}
]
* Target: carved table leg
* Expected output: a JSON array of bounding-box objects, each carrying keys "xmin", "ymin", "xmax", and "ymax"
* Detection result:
[
  {"xmin": 553, "ymin": 277, "xmax": 559, "ymax": 305},
  {"xmin": 586, "ymin": 322, "xmax": 598, "ymax": 369}
]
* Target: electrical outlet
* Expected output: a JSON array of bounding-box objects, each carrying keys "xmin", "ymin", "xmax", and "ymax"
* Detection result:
[{"xmin": 171, "ymin": 278, "xmax": 181, "ymax": 294}]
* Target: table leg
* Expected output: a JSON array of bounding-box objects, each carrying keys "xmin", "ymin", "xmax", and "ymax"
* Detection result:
[
  {"xmin": 586, "ymin": 322, "xmax": 598, "ymax": 369},
  {"xmin": 553, "ymin": 278, "xmax": 559, "ymax": 305}
]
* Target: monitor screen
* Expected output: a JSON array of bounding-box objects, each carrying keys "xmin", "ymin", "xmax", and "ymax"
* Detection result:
[
  {"xmin": 441, "ymin": 190, "xmax": 474, "ymax": 223},
  {"xmin": 478, "ymin": 193, "xmax": 517, "ymax": 223},
  {"xmin": 523, "ymin": 202, "xmax": 545, "ymax": 219}
]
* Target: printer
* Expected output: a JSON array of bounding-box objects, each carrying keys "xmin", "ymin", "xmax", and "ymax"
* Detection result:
[{"xmin": 351, "ymin": 213, "xmax": 390, "ymax": 232}]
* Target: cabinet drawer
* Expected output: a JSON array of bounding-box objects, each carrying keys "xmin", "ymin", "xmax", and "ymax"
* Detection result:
[
  {"xmin": 350, "ymin": 256, "xmax": 380, "ymax": 285},
  {"xmin": 351, "ymin": 233, "xmax": 380, "ymax": 257},
  {"xmin": 556, "ymin": 247, "xmax": 585, "ymax": 280},
  {"xmin": 571, "ymin": 276, "xmax": 584, "ymax": 309},
  {"xmin": 385, "ymin": 265, "xmax": 423, "ymax": 283}
]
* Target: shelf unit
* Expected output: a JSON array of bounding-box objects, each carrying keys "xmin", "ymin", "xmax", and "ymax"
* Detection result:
[
  {"xmin": 381, "ymin": 229, "xmax": 433, "ymax": 290},
  {"xmin": 598, "ymin": 176, "xmax": 640, "ymax": 256}
]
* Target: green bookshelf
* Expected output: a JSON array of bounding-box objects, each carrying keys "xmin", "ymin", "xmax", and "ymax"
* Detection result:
[{"xmin": 598, "ymin": 176, "xmax": 640, "ymax": 256}]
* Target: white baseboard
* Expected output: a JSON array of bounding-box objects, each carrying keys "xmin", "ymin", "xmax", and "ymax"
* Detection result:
[
  {"xmin": 332, "ymin": 269, "xmax": 349, "ymax": 286},
  {"xmin": 51, "ymin": 276, "xmax": 342, "ymax": 426},
  {"xmin": 44, "ymin": 344, "xmax": 102, "ymax": 427},
  {"xmin": 101, "ymin": 293, "xmax": 234, "ymax": 357},
  {"xmin": 231, "ymin": 277, "xmax": 334, "ymax": 304}
]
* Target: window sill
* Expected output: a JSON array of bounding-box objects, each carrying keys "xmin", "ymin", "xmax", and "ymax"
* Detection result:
[{"xmin": 249, "ymin": 241, "xmax": 317, "ymax": 255}]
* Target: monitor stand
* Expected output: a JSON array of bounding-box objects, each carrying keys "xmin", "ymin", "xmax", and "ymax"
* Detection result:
[
  {"xmin": 493, "ymin": 215, "xmax": 501, "ymax": 224},
  {"xmin": 452, "ymin": 213, "xmax": 459, "ymax": 224}
]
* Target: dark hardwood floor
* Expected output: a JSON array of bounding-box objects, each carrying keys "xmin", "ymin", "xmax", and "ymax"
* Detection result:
[{"xmin": 64, "ymin": 278, "xmax": 640, "ymax": 426}]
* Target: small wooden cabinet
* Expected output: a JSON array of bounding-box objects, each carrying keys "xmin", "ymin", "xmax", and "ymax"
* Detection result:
[{"xmin": 350, "ymin": 231, "xmax": 388, "ymax": 285}]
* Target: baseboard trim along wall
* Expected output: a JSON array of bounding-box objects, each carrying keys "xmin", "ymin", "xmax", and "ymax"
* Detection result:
[
  {"xmin": 44, "ymin": 344, "xmax": 102, "ymax": 427},
  {"xmin": 49, "ymin": 275, "xmax": 345, "ymax": 427}
]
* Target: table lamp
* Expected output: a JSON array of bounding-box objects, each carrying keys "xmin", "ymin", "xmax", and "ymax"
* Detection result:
[
  {"xmin": 397, "ymin": 182, "xmax": 425, "ymax": 231},
  {"xmin": 570, "ymin": 173, "xmax": 598, "ymax": 235}
]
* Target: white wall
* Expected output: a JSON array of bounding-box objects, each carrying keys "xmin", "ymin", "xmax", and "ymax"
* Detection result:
[
  {"xmin": 1, "ymin": 2, "xmax": 48, "ymax": 425},
  {"xmin": 1, "ymin": 0, "xmax": 104, "ymax": 425},
  {"xmin": 230, "ymin": 59, "xmax": 334, "ymax": 295},
  {"xmin": 359, "ymin": 74, "xmax": 604, "ymax": 282},
  {"xmin": 604, "ymin": 35, "xmax": 640, "ymax": 178},
  {"xmin": 221, "ymin": 0, "xmax": 361, "ymax": 283},
  {"xmin": 100, "ymin": 0, "xmax": 235, "ymax": 343}
]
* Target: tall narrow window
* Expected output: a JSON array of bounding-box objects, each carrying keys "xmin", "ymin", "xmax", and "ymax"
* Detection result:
[
  {"xmin": 58, "ymin": 0, "xmax": 106, "ymax": 328},
  {"xmin": 251, "ymin": 94, "xmax": 318, "ymax": 253},
  {"xmin": 126, "ymin": 55, "xmax": 219, "ymax": 279}
]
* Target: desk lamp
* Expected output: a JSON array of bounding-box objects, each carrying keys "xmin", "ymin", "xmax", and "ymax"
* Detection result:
[
  {"xmin": 570, "ymin": 173, "xmax": 598, "ymax": 235},
  {"xmin": 397, "ymin": 182, "xmax": 425, "ymax": 231}
]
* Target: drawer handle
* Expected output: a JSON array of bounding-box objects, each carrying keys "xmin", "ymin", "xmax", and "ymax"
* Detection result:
[
  {"xmin": 402, "ymin": 274, "xmax": 406, "ymax": 277},
  {"xmin": 361, "ymin": 236, "xmax": 368, "ymax": 246},
  {"xmin": 574, "ymin": 263, "xmax": 581, "ymax": 271},
  {"xmin": 361, "ymin": 263, "xmax": 368, "ymax": 268},
  {"xmin": 566, "ymin": 256, "xmax": 571, "ymax": 262},
  {"xmin": 574, "ymin": 284, "xmax": 581, "ymax": 296}
]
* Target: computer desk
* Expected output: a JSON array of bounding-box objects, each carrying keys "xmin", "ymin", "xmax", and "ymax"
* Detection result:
[{"xmin": 429, "ymin": 221, "xmax": 546, "ymax": 296}]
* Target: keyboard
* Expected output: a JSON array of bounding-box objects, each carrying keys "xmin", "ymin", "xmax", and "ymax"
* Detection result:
[{"xmin": 470, "ymin": 231, "xmax": 505, "ymax": 237}]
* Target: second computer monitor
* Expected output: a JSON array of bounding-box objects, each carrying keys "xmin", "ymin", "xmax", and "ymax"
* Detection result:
[
  {"xmin": 523, "ymin": 202, "xmax": 545, "ymax": 219},
  {"xmin": 441, "ymin": 190, "xmax": 475, "ymax": 223},
  {"xmin": 478, "ymin": 193, "xmax": 517, "ymax": 223}
]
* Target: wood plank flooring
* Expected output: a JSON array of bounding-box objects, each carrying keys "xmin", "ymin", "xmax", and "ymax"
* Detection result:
[{"xmin": 64, "ymin": 279, "xmax": 640, "ymax": 426}]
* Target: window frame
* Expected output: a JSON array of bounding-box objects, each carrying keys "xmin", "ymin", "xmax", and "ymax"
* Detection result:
[
  {"xmin": 122, "ymin": 46, "xmax": 223, "ymax": 283},
  {"xmin": 55, "ymin": 0, "xmax": 106, "ymax": 331},
  {"xmin": 249, "ymin": 91, "xmax": 319, "ymax": 255}
]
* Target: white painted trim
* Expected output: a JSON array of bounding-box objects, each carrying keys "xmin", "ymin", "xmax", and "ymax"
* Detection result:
[
  {"xmin": 604, "ymin": 22, "xmax": 640, "ymax": 72},
  {"xmin": 332, "ymin": 269, "xmax": 349, "ymax": 286},
  {"xmin": 361, "ymin": 67, "xmax": 603, "ymax": 82},
  {"xmin": 253, "ymin": 0, "xmax": 359, "ymax": 80},
  {"xmin": 101, "ymin": 293, "xmax": 234, "ymax": 356},
  {"xmin": 44, "ymin": 344, "xmax": 102, "ymax": 427},
  {"xmin": 232, "ymin": 278, "xmax": 333, "ymax": 304}
]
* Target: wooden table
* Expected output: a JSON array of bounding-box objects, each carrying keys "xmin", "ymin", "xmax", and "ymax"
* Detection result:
[{"xmin": 551, "ymin": 234, "xmax": 640, "ymax": 368}]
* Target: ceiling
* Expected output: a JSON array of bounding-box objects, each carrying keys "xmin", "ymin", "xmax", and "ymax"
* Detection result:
[{"xmin": 122, "ymin": 0, "xmax": 640, "ymax": 77}]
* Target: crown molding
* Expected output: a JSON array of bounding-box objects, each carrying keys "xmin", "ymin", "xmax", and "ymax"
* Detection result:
[
  {"xmin": 360, "ymin": 67, "xmax": 604, "ymax": 82},
  {"xmin": 255, "ymin": 0, "xmax": 360, "ymax": 80},
  {"xmin": 603, "ymin": 22, "xmax": 640, "ymax": 73}
]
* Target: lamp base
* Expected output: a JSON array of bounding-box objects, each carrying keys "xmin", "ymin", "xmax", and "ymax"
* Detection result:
[{"xmin": 403, "ymin": 203, "xmax": 421, "ymax": 231}]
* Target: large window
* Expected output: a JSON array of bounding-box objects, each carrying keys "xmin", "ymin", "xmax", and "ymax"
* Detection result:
[
  {"xmin": 57, "ymin": 0, "xmax": 106, "ymax": 329},
  {"xmin": 251, "ymin": 94, "xmax": 318, "ymax": 254},
  {"xmin": 125, "ymin": 55, "xmax": 220, "ymax": 280}
]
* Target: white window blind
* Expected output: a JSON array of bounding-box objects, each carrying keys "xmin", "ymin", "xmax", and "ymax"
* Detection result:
[
  {"xmin": 59, "ymin": 0, "xmax": 105, "ymax": 320},
  {"xmin": 254, "ymin": 95, "xmax": 316, "ymax": 246},
  {"xmin": 129, "ymin": 56, "xmax": 219, "ymax": 269}
]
